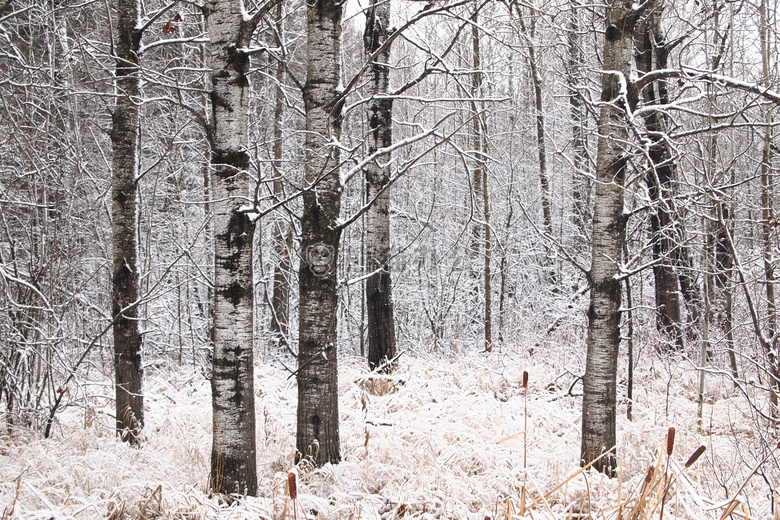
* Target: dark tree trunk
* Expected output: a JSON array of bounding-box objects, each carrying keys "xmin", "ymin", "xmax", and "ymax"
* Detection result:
[
  {"xmin": 706, "ymin": 1, "xmax": 737, "ymax": 379},
  {"xmin": 474, "ymin": 10, "xmax": 492, "ymax": 351},
  {"xmin": 364, "ymin": 0, "xmax": 397, "ymax": 372},
  {"xmin": 111, "ymin": 0, "xmax": 143, "ymax": 445},
  {"xmin": 635, "ymin": 14, "xmax": 686, "ymax": 350},
  {"xmin": 581, "ymin": 0, "xmax": 643, "ymax": 476},
  {"xmin": 204, "ymin": 0, "xmax": 260, "ymax": 496},
  {"xmin": 712, "ymin": 203, "xmax": 738, "ymax": 378},
  {"xmin": 296, "ymin": 0, "xmax": 343, "ymax": 466},
  {"xmin": 468, "ymin": 3, "xmax": 491, "ymax": 349},
  {"xmin": 516, "ymin": 3, "xmax": 555, "ymax": 290}
]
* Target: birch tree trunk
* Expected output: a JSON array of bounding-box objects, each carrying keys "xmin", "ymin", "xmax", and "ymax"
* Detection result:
[
  {"xmin": 364, "ymin": 0, "xmax": 397, "ymax": 371},
  {"xmin": 204, "ymin": 0, "xmax": 260, "ymax": 495},
  {"xmin": 580, "ymin": 0, "xmax": 642, "ymax": 476},
  {"xmin": 296, "ymin": 0, "xmax": 343, "ymax": 466},
  {"xmin": 111, "ymin": 0, "xmax": 143, "ymax": 445}
]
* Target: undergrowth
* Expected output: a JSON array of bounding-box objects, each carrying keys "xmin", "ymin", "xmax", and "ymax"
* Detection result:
[{"xmin": 1, "ymin": 349, "xmax": 778, "ymax": 520}]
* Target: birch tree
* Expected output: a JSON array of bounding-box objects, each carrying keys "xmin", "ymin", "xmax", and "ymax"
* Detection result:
[
  {"xmin": 204, "ymin": 0, "xmax": 273, "ymax": 496},
  {"xmin": 580, "ymin": 0, "xmax": 644, "ymax": 476},
  {"xmin": 296, "ymin": 0, "xmax": 344, "ymax": 466}
]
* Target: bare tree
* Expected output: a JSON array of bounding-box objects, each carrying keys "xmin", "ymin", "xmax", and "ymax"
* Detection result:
[
  {"xmin": 269, "ymin": 0, "xmax": 293, "ymax": 349},
  {"xmin": 567, "ymin": 0, "xmax": 591, "ymax": 248},
  {"xmin": 634, "ymin": 8, "xmax": 685, "ymax": 350},
  {"xmin": 514, "ymin": 3, "xmax": 552, "ymax": 244},
  {"xmin": 296, "ymin": 0, "xmax": 344, "ymax": 467},
  {"xmin": 580, "ymin": 0, "xmax": 644, "ymax": 476},
  {"xmin": 204, "ymin": 0, "xmax": 273, "ymax": 496},
  {"xmin": 111, "ymin": 0, "xmax": 144, "ymax": 446},
  {"xmin": 0, "ymin": 0, "xmax": 110, "ymax": 435},
  {"xmin": 758, "ymin": 0, "xmax": 779, "ymax": 415},
  {"xmin": 363, "ymin": 0, "xmax": 398, "ymax": 371},
  {"xmin": 470, "ymin": 4, "xmax": 492, "ymax": 351}
]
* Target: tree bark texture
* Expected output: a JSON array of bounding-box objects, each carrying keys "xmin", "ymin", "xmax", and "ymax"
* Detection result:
[
  {"xmin": 296, "ymin": 0, "xmax": 343, "ymax": 466},
  {"xmin": 467, "ymin": 6, "xmax": 483, "ymax": 295},
  {"xmin": 712, "ymin": 203, "xmax": 738, "ymax": 378},
  {"xmin": 635, "ymin": 14, "xmax": 684, "ymax": 350},
  {"xmin": 474, "ymin": 10, "xmax": 492, "ymax": 351},
  {"xmin": 761, "ymin": 126, "xmax": 779, "ymax": 415},
  {"xmin": 580, "ymin": 0, "xmax": 642, "ymax": 476},
  {"xmin": 205, "ymin": 0, "xmax": 258, "ymax": 495},
  {"xmin": 364, "ymin": 0, "xmax": 397, "ymax": 371},
  {"xmin": 111, "ymin": 0, "xmax": 143, "ymax": 445}
]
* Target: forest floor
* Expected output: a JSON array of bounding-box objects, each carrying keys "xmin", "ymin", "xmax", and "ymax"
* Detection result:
[{"xmin": 1, "ymin": 345, "xmax": 778, "ymax": 520}]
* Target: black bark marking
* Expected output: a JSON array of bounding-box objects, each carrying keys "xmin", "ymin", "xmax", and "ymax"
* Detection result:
[
  {"xmin": 222, "ymin": 282, "xmax": 246, "ymax": 306},
  {"xmin": 227, "ymin": 45, "xmax": 250, "ymax": 88},
  {"xmin": 312, "ymin": 414, "xmax": 321, "ymax": 440},
  {"xmin": 316, "ymin": 0, "xmax": 341, "ymax": 20},
  {"xmin": 605, "ymin": 24, "xmax": 619, "ymax": 41},
  {"xmin": 210, "ymin": 90, "xmax": 230, "ymax": 112},
  {"xmin": 212, "ymin": 149, "xmax": 250, "ymax": 175},
  {"xmin": 228, "ymin": 211, "xmax": 253, "ymax": 249},
  {"xmin": 215, "ymin": 212, "xmax": 253, "ymax": 271}
]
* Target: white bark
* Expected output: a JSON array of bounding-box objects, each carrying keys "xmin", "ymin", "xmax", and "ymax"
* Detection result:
[
  {"xmin": 205, "ymin": 0, "xmax": 258, "ymax": 495},
  {"xmin": 296, "ymin": 0, "xmax": 344, "ymax": 466},
  {"xmin": 580, "ymin": 0, "xmax": 643, "ymax": 476}
]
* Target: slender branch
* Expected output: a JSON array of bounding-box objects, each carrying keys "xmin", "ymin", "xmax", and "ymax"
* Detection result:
[
  {"xmin": 633, "ymin": 67, "xmax": 780, "ymax": 105},
  {"xmin": 339, "ymin": 0, "xmax": 478, "ymax": 102},
  {"xmin": 136, "ymin": 1, "xmax": 179, "ymax": 35}
]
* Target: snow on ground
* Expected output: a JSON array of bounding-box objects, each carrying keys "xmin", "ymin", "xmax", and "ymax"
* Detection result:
[{"xmin": 1, "ymin": 347, "xmax": 777, "ymax": 519}]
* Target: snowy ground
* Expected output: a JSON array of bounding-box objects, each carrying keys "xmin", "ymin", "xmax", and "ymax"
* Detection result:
[{"xmin": 1, "ymin": 347, "xmax": 777, "ymax": 519}]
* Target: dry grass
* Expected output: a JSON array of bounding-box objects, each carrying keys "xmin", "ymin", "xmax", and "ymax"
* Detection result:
[{"xmin": 0, "ymin": 349, "xmax": 777, "ymax": 520}]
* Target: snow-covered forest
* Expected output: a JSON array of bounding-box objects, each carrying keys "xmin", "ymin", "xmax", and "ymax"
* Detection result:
[{"xmin": 1, "ymin": 0, "xmax": 779, "ymax": 518}]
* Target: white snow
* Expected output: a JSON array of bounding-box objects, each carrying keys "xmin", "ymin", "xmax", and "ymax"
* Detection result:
[{"xmin": 0, "ymin": 349, "xmax": 776, "ymax": 519}]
